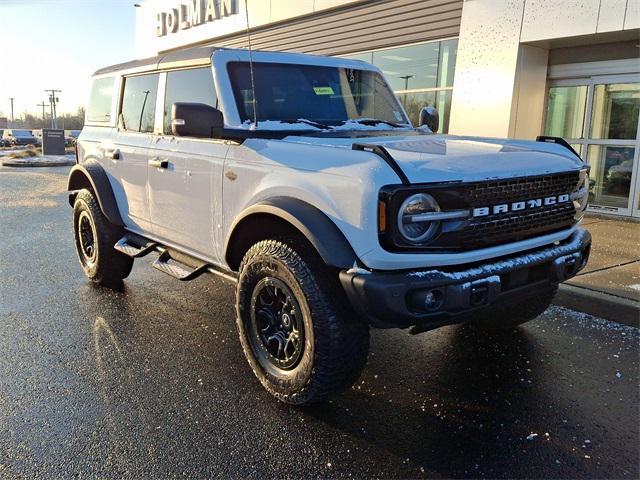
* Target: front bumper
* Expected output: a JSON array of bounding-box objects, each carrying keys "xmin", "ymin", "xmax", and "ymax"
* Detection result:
[{"xmin": 340, "ymin": 228, "xmax": 591, "ymax": 330}]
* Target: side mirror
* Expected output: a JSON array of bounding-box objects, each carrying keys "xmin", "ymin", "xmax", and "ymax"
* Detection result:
[
  {"xmin": 419, "ymin": 106, "xmax": 439, "ymax": 133},
  {"xmin": 172, "ymin": 102, "xmax": 223, "ymax": 138}
]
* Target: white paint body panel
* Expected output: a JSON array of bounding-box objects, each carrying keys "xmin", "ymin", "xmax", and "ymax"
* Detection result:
[{"xmin": 79, "ymin": 48, "xmax": 586, "ymax": 272}]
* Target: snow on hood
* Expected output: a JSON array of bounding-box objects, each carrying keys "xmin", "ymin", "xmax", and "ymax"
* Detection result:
[{"xmin": 281, "ymin": 133, "xmax": 585, "ymax": 184}]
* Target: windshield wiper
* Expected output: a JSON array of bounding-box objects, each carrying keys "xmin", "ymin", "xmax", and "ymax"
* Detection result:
[
  {"xmin": 343, "ymin": 118, "xmax": 409, "ymax": 128},
  {"xmin": 282, "ymin": 118, "xmax": 332, "ymax": 130}
]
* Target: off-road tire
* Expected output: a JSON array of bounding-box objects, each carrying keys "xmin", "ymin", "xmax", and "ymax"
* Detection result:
[
  {"xmin": 72, "ymin": 189, "xmax": 133, "ymax": 288},
  {"xmin": 236, "ymin": 238, "xmax": 369, "ymax": 405},
  {"xmin": 472, "ymin": 287, "xmax": 558, "ymax": 330}
]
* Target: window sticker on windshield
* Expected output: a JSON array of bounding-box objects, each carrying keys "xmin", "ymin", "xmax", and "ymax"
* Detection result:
[
  {"xmin": 313, "ymin": 86, "xmax": 335, "ymax": 95},
  {"xmin": 393, "ymin": 111, "xmax": 403, "ymax": 122}
]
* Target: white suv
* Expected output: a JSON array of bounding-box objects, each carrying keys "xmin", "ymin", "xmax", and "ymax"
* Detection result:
[{"xmin": 69, "ymin": 47, "xmax": 591, "ymax": 405}]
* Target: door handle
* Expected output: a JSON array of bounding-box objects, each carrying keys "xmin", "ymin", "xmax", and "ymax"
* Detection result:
[
  {"xmin": 149, "ymin": 158, "xmax": 168, "ymax": 169},
  {"xmin": 103, "ymin": 148, "xmax": 120, "ymax": 160}
]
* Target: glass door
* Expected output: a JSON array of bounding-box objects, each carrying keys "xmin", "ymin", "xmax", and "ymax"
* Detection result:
[{"xmin": 545, "ymin": 74, "xmax": 640, "ymax": 217}]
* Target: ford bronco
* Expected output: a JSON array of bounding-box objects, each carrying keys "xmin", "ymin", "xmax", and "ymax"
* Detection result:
[{"xmin": 68, "ymin": 47, "xmax": 591, "ymax": 404}]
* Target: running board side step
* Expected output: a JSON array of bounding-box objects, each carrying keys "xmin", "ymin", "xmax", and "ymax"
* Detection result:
[
  {"xmin": 114, "ymin": 234, "xmax": 157, "ymax": 258},
  {"xmin": 113, "ymin": 234, "xmax": 238, "ymax": 283},
  {"xmin": 152, "ymin": 251, "xmax": 208, "ymax": 281}
]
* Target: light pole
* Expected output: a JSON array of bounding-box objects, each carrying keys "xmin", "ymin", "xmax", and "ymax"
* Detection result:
[
  {"xmin": 399, "ymin": 75, "xmax": 414, "ymax": 91},
  {"xmin": 399, "ymin": 75, "xmax": 414, "ymax": 109},
  {"xmin": 9, "ymin": 97, "xmax": 15, "ymax": 126},
  {"xmin": 37, "ymin": 101, "xmax": 49, "ymax": 127},
  {"xmin": 45, "ymin": 89, "xmax": 62, "ymax": 128}
]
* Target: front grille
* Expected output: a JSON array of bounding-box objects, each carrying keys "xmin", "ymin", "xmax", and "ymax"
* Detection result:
[
  {"xmin": 452, "ymin": 202, "xmax": 575, "ymax": 248},
  {"xmin": 464, "ymin": 173, "xmax": 580, "ymax": 205},
  {"xmin": 432, "ymin": 172, "xmax": 581, "ymax": 250}
]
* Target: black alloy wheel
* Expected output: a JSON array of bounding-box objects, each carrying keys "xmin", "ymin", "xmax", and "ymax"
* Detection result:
[
  {"xmin": 249, "ymin": 277, "xmax": 305, "ymax": 371},
  {"xmin": 77, "ymin": 210, "xmax": 97, "ymax": 266}
]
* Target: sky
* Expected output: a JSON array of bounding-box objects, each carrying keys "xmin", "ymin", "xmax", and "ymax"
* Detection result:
[{"xmin": 1, "ymin": 0, "xmax": 138, "ymax": 118}]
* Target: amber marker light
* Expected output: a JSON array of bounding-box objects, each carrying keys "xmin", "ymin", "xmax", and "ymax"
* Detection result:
[{"xmin": 378, "ymin": 200, "xmax": 387, "ymax": 233}]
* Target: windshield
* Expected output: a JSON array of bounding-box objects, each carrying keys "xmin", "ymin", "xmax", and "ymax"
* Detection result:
[
  {"xmin": 13, "ymin": 130, "xmax": 31, "ymax": 137},
  {"xmin": 228, "ymin": 62, "xmax": 410, "ymax": 128}
]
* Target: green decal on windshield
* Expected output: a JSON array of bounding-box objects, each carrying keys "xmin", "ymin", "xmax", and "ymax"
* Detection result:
[{"xmin": 313, "ymin": 86, "xmax": 335, "ymax": 95}]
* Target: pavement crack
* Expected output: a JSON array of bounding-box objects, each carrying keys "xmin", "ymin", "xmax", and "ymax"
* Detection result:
[{"xmin": 577, "ymin": 259, "xmax": 640, "ymax": 277}]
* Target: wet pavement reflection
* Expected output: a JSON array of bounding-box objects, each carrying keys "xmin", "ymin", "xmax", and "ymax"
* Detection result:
[{"xmin": 1, "ymin": 167, "xmax": 638, "ymax": 478}]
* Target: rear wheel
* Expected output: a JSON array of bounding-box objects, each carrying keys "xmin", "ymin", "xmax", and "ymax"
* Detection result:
[
  {"xmin": 236, "ymin": 238, "xmax": 369, "ymax": 405},
  {"xmin": 472, "ymin": 287, "xmax": 558, "ymax": 330},
  {"xmin": 72, "ymin": 189, "xmax": 133, "ymax": 288}
]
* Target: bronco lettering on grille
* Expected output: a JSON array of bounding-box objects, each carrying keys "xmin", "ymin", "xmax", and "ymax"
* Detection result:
[{"xmin": 473, "ymin": 194, "xmax": 570, "ymax": 217}]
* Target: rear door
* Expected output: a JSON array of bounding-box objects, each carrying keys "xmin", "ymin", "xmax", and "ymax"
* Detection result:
[
  {"xmin": 108, "ymin": 72, "xmax": 160, "ymax": 233},
  {"xmin": 147, "ymin": 66, "xmax": 228, "ymax": 261}
]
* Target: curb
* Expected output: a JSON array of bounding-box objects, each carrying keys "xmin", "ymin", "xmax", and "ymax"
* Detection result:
[
  {"xmin": 554, "ymin": 283, "xmax": 639, "ymax": 327},
  {"xmin": 1, "ymin": 158, "xmax": 75, "ymax": 168}
]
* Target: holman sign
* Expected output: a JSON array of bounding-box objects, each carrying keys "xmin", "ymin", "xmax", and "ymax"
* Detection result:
[
  {"xmin": 136, "ymin": 0, "xmax": 247, "ymax": 57},
  {"xmin": 135, "ymin": 0, "xmax": 360, "ymax": 58},
  {"xmin": 156, "ymin": 0, "xmax": 238, "ymax": 37}
]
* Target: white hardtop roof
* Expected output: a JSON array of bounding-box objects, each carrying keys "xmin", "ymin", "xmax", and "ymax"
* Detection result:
[{"xmin": 93, "ymin": 47, "xmax": 375, "ymax": 77}]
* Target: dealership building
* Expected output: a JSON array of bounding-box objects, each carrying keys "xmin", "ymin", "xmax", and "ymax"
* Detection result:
[{"xmin": 135, "ymin": 0, "xmax": 640, "ymax": 219}]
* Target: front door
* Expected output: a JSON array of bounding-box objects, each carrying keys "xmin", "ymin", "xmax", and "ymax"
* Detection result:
[
  {"xmin": 147, "ymin": 67, "xmax": 228, "ymax": 262},
  {"xmin": 545, "ymin": 74, "xmax": 640, "ymax": 217}
]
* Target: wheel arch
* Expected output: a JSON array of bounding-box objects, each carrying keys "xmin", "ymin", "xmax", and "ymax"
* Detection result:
[
  {"xmin": 67, "ymin": 161, "xmax": 123, "ymax": 227},
  {"xmin": 225, "ymin": 197, "xmax": 358, "ymax": 271}
]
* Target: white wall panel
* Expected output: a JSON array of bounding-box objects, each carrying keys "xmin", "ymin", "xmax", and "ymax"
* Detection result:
[
  {"xmin": 314, "ymin": 0, "xmax": 364, "ymax": 10},
  {"xmin": 270, "ymin": 0, "xmax": 315, "ymax": 23},
  {"xmin": 448, "ymin": 0, "xmax": 526, "ymax": 137},
  {"xmin": 624, "ymin": 0, "xmax": 640, "ymax": 29},
  {"xmin": 520, "ymin": 0, "xmax": 600, "ymax": 42},
  {"xmin": 597, "ymin": 0, "xmax": 627, "ymax": 32}
]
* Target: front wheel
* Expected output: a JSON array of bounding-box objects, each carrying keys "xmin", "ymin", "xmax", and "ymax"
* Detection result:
[
  {"xmin": 72, "ymin": 189, "xmax": 133, "ymax": 288},
  {"xmin": 236, "ymin": 239, "xmax": 369, "ymax": 405}
]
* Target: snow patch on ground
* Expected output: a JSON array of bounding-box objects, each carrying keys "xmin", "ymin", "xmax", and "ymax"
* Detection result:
[{"xmin": 546, "ymin": 305, "xmax": 639, "ymax": 334}]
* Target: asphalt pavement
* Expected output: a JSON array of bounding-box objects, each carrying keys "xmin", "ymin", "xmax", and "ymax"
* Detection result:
[{"xmin": 1, "ymin": 166, "xmax": 638, "ymax": 479}]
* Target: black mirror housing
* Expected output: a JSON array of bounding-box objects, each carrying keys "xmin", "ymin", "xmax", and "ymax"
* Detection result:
[
  {"xmin": 172, "ymin": 102, "xmax": 224, "ymax": 138},
  {"xmin": 419, "ymin": 106, "xmax": 439, "ymax": 133}
]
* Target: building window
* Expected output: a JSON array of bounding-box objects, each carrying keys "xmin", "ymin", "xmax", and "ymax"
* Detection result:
[
  {"xmin": 545, "ymin": 86, "xmax": 588, "ymax": 139},
  {"xmin": 342, "ymin": 38, "xmax": 458, "ymax": 133}
]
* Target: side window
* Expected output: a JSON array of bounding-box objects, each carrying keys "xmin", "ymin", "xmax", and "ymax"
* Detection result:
[
  {"xmin": 164, "ymin": 67, "xmax": 217, "ymax": 135},
  {"xmin": 120, "ymin": 73, "xmax": 159, "ymax": 133},
  {"xmin": 87, "ymin": 76, "xmax": 115, "ymax": 123}
]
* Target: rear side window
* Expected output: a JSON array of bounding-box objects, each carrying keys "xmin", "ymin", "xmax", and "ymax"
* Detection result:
[
  {"xmin": 87, "ymin": 77, "xmax": 115, "ymax": 123},
  {"xmin": 120, "ymin": 73, "xmax": 159, "ymax": 133},
  {"xmin": 163, "ymin": 67, "xmax": 217, "ymax": 134}
]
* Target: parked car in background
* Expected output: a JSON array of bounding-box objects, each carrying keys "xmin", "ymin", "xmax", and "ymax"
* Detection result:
[
  {"xmin": 0, "ymin": 129, "xmax": 10, "ymax": 147},
  {"xmin": 3, "ymin": 129, "xmax": 39, "ymax": 146},
  {"xmin": 65, "ymin": 129, "xmax": 81, "ymax": 146}
]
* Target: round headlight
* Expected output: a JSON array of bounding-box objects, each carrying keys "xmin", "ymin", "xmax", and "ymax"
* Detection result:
[{"xmin": 397, "ymin": 193, "xmax": 440, "ymax": 243}]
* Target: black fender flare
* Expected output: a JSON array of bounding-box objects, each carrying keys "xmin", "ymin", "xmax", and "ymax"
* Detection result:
[
  {"xmin": 225, "ymin": 197, "xmax": 358, "ymax": 270},
  {"xmin": 67, "ymin": 161, "xmax": 124, "ymax": 226}
]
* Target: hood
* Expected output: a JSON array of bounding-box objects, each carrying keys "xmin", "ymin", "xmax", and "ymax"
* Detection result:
[{"xmin": 281, "ymin": 133, "xmax": 585, "ymax": 184}]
